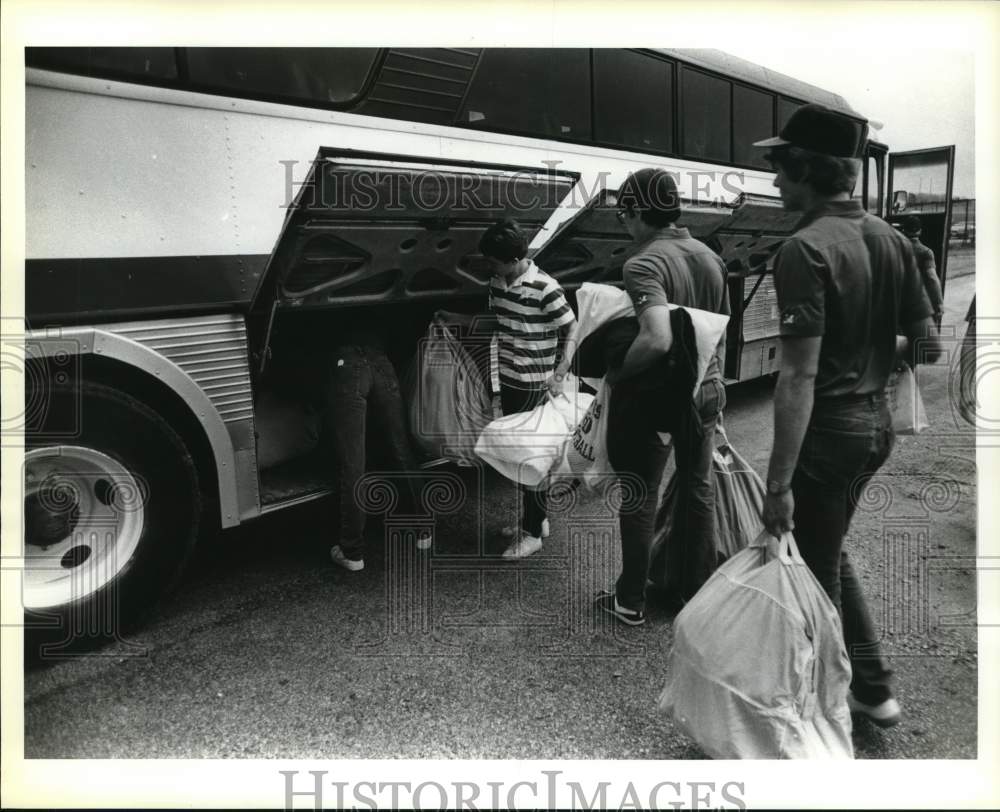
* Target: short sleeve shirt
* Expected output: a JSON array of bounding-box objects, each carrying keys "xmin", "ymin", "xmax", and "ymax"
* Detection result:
[
  {"xmin": 774, "ymin": 200, "xmax": 933, "ymax": 398},
  {"xmin": 622, "ymin": 227, "xmax": 730, "ymax": 382},
  {"xmin": 488, "ymin": 260, "xmax": 575, "ymax": 388}
]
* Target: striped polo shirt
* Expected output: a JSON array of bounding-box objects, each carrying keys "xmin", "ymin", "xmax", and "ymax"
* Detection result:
[{"xmin": 488, "ymin": 260, "xmax": 576, "ymax": 389}]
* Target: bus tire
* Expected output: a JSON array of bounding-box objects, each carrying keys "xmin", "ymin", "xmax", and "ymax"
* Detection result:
[{"xmin": 24, "ymin": 380, "xmax": 201, "ymax": 655}]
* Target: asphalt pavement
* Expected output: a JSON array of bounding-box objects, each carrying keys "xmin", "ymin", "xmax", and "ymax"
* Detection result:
[{"xmin": 23, "ymin": 273, "xmax": 978, "ymax": 761}]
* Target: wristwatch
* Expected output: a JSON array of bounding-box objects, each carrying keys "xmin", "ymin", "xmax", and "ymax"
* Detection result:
[{"xmin": 767, "ymin": 479, "xmax": 792, "ymax": 495}]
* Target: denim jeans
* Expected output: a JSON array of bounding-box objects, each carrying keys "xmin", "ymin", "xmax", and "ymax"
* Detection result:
[
  {"xmin": 323, "ymin": 345, "xmax": 420, "ymax": 559},
  {"xmin": 500, "ymin": 384, "xmax": 548, "ymax": 538},
  {"xmin": 792, "ymin": 393, "xmax": 895, "ymax": 705},
  {"xmin": 611, "ymin": 377, "xmax": 726, "ymax": 612}
]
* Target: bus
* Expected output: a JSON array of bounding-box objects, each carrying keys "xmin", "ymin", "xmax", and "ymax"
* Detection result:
[{"xmin": 21, "ymin": 47, "xmax": 956, "ymax": 642}]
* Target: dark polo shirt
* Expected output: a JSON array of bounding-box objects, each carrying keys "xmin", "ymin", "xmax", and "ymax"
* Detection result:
[
  {"xmin": 622, "ymin": 226, "xmax": 730, "ymax": 383},
  {"xmin": 774, "ymin": 200, "xmax": 932, "ymax": 399}
]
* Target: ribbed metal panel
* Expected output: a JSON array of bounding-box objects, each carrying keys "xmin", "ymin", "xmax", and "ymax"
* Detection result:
[
  {"xmin": 741, "ymin": 274, "xmax": 780, "ymax": 342},
  {"xmin": 109, "ymin": 314, "xmax": 254, "ymax": 425},
  {"xmin": 354, "ymin": 48, "xmax": 481, "ymax": 125}
]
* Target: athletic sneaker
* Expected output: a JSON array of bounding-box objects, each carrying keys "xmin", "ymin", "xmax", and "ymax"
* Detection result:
[
  {"xmin": 502, "ymin": 533, "xmax": 543, "ymax": 560},
  {"xmin": 500, "ymin": 518, "xmax": 550, "ymax": 539},
  {"xmin": 847, "ymin": 693, "xmax": 902, "ymax": 727},
  {"xmin": 594, "ymin": 590, "xmax": 646, "ymax": 626},
  {"xmin": 416, "ymin": 530, "xmax": 433, "ymax": 551},
  {"xmin": 330, "ymin": 545, "xmax": 364, "ymax": 572}
]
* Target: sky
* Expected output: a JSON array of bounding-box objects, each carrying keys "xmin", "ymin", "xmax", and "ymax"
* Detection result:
[{"xmin": 721, "ymin": 46, "xmax": 976, "ymax": 199}]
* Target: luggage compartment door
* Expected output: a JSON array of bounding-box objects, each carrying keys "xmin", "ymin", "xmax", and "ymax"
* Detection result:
[{"xmin": 247, "ymin": 149, "xmax": 579, "ymax": 371}]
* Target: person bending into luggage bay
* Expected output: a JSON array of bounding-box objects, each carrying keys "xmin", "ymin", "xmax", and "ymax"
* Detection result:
[
  {"xmin": 322, "ymin": 317, "xmax": 432, "ymax": 572},
  {"xmin": 754, "ymin": 104, "xmax": 942, "ymax": 727},
  {"xmin": 597, "ymin": 168, "xmax": 730, "ymax": 626},
  {"xmin": 480, "ymin": 219, "xmax": 576, "ymax": 560}
]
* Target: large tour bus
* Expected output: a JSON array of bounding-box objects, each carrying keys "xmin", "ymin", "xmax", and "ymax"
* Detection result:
[{"xmin": 21, "ymin": 47, "xmax": 955, "ymax": 642}]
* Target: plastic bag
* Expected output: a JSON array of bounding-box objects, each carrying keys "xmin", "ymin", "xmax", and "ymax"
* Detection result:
[
  {"xmin": 649, "ymin": 426, "xmax": 764, "ymax": 581},
  {"xmin": 551, "ymin": 380, "xmax": 613, "ymax": 490},
  {"xmin": 474, "ymin": 390, "xmax": 593, "ymax": 488},
  {"xmin": 406, "ymin": 315, "xmax": 494, "ymax": 463},
  {"xmin": 886, "ymin": 363, "xmax": 929, "ymax": 435},
  {"xmin": 658, "ymin": 531, "xmax": 854, "ymax": 760}
]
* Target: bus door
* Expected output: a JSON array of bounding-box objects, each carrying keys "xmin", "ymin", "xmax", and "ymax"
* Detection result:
[{"xmin": 885, "ymin": 145, "xmax": 957, "ymax": 295}]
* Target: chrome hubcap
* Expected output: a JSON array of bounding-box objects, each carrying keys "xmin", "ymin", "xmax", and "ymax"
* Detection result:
[{"xmin": 23, "ymin": 446, "xmax": 146, "ymax": 610}]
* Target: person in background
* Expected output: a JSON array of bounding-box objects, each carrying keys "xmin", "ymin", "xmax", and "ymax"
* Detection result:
[
  {"xmin": 754, "ymin": 104, "xmax": 942, "ymax": 728},
  {"xmin": 900, "ymin": 215, "xmax": 944, "ymax": 328},
  {"xmin": 596, "ymin": 168, "xmax": 730, "ymax": 626},
  {"xmin": 480, "ymin": 219, "xmax": 576, "ymax": 560}
]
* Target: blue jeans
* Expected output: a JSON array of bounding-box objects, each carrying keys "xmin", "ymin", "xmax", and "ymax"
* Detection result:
[
  {"xmin": 500, "ymin": 384, "xmax": 548, "ymax": 538},
  {"xmin": 323, "ymin": 345, "xmax": 420, "ymax": 559},
  {"xmin": 611, "ymin": 378, "xmax": 726, "ymax": 612},
  {"xmin": 792, "ymin": 393, "xmax": 895, "ymax": 705}
]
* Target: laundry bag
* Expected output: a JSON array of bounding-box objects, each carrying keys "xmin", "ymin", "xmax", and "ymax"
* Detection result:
[
  {"xmin": 658, "ymin": 531, "xmax": 854, "ymax": 759},
  {"xmin": 407, "ymin": 315, "xmax": 494, "ymax": 463},
  {"xmin": 649, "ymin": 426, "xmax": 765, "ymax": 582}
]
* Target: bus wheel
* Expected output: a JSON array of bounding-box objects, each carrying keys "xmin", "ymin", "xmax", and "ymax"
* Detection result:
[{"xmin": 24, "ymin": 381, "xmax": 201, "ymax": 654}]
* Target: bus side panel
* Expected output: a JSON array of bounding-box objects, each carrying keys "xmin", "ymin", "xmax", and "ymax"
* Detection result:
[{"xmin": 26, "ymin": 74, "xmax": 781, "ymax": 325}]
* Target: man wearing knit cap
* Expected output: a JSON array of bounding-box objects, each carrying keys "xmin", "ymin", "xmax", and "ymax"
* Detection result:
[
  {"xmin": 755, "ymin": 103, "xmax": 943, "ymax": 728},
  {"xmin": 595, "ymin": 167, "xmax": 730, "ymax": 627}
]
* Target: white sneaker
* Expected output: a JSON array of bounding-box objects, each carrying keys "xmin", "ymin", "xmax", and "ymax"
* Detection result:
[
  {"xmin": 502, "ymin": 534, "xmax": 543, "ymax": 560},
  {"xmin": 847, "ymin": 693, "xmax": 902, "ymax": 728},
  {"xmin": 330, "ymin": 545, "xmax": 364, "ymax": 572},
  {"xmin": 416, "ymin": 531, "xmax": 433, "ymax": 551},
  {"xmin": 500, "ymin": 518, "xmax": 550, "ymax": 539}
]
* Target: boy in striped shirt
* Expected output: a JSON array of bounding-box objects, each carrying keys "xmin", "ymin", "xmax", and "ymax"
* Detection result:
[{"xmin": 480, "ymin": 219, "xmax": 576, "ymax": 560}]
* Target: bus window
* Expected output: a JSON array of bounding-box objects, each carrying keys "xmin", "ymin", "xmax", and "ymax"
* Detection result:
[
  {"xmin": 733, "ymin": 84, "xmax": 774, "ymax": 169},
  {"xmin": 777, "ymin": 96, "xmax": 803, "ymax": 131},
  {"xmin": 459, "ymin": 48, "xmax": 591, "ymax": 139},
  {"xmin": 594, "ymin": 50, "xmax": 673, "ymax": 153},
  {"xmin": 681, "ymin": 67, "xmax": 731, "ymax": 163},
  {"xmin": 26, "ymin": 47, "xmax": 178, "ymax": 80},
  {"xmin": 185, "ymin": 47, "xmax": 379, "ymax": 106}
]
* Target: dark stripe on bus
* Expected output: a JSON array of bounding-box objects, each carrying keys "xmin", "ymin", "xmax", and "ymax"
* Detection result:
[{"xmin": 25, "ymin": 254, "xmax": 270, "ymax": 325}]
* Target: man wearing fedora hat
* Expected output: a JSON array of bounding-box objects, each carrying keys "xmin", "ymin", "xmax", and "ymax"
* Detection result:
[{"xmin": 755, "ymin": 104, "xmax": 943, "ymax": 727}]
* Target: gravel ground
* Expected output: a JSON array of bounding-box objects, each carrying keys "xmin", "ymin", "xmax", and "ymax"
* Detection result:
[{"xmin": 23, "ymin": 274, "xmax": 978, "ymax": 761}]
